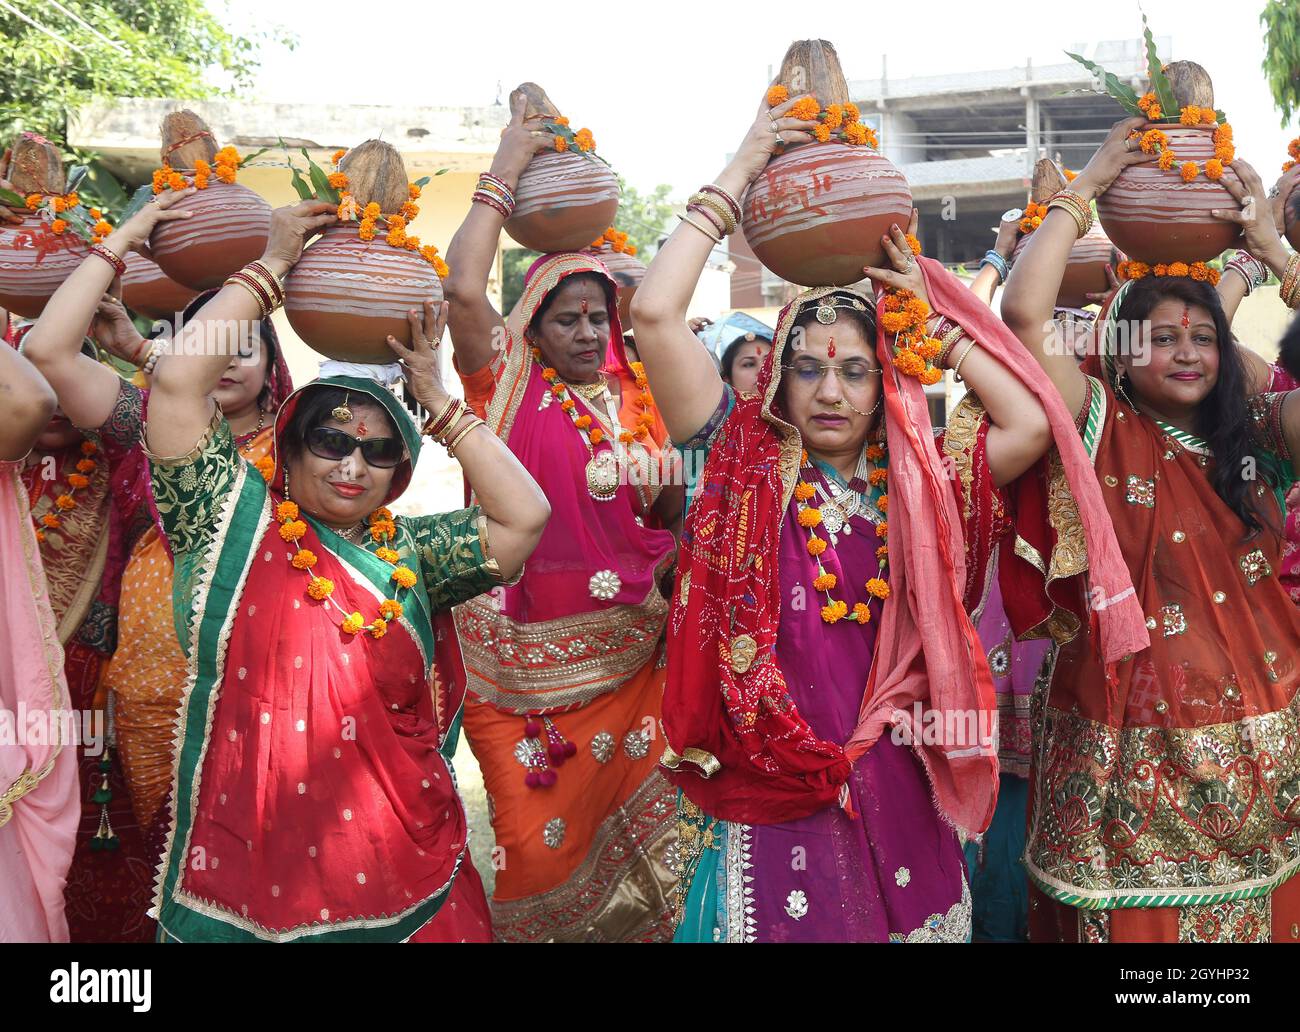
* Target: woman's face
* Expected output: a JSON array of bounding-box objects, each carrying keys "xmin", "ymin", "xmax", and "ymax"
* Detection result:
[
  {"xmin": 726, "ymin": 339, "xmax": 772, "ymax": 393},
  {"xmin": 782, "ymin": 320, "xmax": 881, "ymax": 457},
  {"xmin": 213, "ymin": 326, "xmax": 271, "ymax": 417},
  {"xmin": 285, "ymin": 401, "xmax": 401, "ymax": 529},
  {"xmin": 1117, "ymin": 298, "xmax": 1219, "ymax": 417},
  {"xmin": 530, "ymin": 277, "xmax": 610, "ymax": 384}
]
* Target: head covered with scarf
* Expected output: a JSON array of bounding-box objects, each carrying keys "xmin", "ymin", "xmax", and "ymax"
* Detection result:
[{"xmin": 662, "ymin": 257, "xmax": 1149, "ymax": 833}]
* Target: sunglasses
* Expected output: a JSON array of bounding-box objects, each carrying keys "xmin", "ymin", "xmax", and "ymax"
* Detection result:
[{"xmin": 305, "ymin": 426, "xmax": 404, "ymax": 469}]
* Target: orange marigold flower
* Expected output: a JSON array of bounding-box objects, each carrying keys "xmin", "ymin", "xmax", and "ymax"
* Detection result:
[
  {"xmin": 917, "ymin": 337, "xmax": 942, "ymax": 361},
  {"xmin": 813, "ymin": 572, "xmax": 837, "ymax": 592},
  {"xmin": 168, "ymin": 172, "xmax": 187, "ymax": 191},
  {"xmin": 66, "ymin": 473, "xmax": 89, "ymax": 489},
  {"xmin": 877, "ymin": 545, "xmax": 889, "ymax": 560},
  {"xmin": 1204, "ymin": 158, "xmax": 1224, "ymax": 181},
  {"xmin": 358, "ymin": 219, "xmax": 376, "ymax": 242},
  {"xmin": 1157, "ymin": 150, "xmax": 1176, "ymax": 171},
  {"xmin": 341, "ymin": 611, "xmax": 365, "ymax": 635},
  {"xmin": 369, "ymin": 617, "xmax": 388, "ymax": 639},
  {"xmin": 866, "ymin": 577, "xmax": 890, "ymax": 599},
  {"xmin": 337, "ymin": 195, "xmax": 360, "ymax": 221},
  {"xmin": 1180, "ymin": 162, "xmax": 1199, "ymax": 182},
  {"xmin": 788, "ymin": 97, "xmax": 821, "ymax": 121},
  {"xmin": 878, "ymin": 495, "xmax": 889, "ymax": 513},
  {"xmin": 433, "ymin": 257, "xmax": 450, "ymax": 279},
  {"xmin": 404, "ymin": 235, "xmax": 421, "ymax": 251},
  {"xmin": 327, "ymin": 171, "xmax": 349, "ymax": 190},
  {"xmin": 807, "ymin": 536, "xmax": 827, "ymax": 556},
  {"xmin": 560, "ymin": 398, "xmax": 576, "ymax": 412},
  {"xmin": 813, "ymin": 124, "xmax": 832, "ymax": 143},
  {"xmin": 51, "ymin": 196, "xmax": 67, "ymax": 213},
  {"xmin": 903, "ymin": 295, "xmax": 929, "ymax": 322},
  {"xmin": 292, "ymin": 549, "xmax": 318, "ymax": 570},
  {"xmin": 919, "ymin": 365, "xmax": 943, "ymax": 387},
  {"xmin": 387, "ymin": 214, "xmax": 406, "ymax": 230},
  {"xmin": 589, "ymin": 428, "xmax": 604, "ymax": 445},
  {"xmin": 80, "ymin": 441, "xmax": 97, "ymax": 455},
  {"xmin": 797, "ymin": 507, "xmax": 822, "ymax": 528},
  {"xmin": 1168, "ymin": 261, "xmax": 1190, "ymax": 278},
  {"xmin": 1126, "ymin": 261, "xmax": 1151, "ymax": 279},
  {"xmin": 1189, "ymin": 262, "xmax": 1210, "ymax": 282},
  {"xmin": 408, "ymin": 182, "xmax": 421, "ymax": 199},
  {"xmin": 391, "ymin": 566, "xmax": 418, "ymax": 590},
  {"xmin": 853, "ymin": 602, "xmax": 872, "ymax": 624},
  {"xmin": 276, "ymin": 500, "xmax": 299, "ymax": 521},
  {"xmin": 794, "ymin": 482, "xmax": 816, "ymax": 501},
  {"xmin": 379, "ymin": 599, "xmax": 404, "ymax": 621},
  {"xmin": 554, "ymin": 116, "xmax": 571, "ymax": 127},
  {"xmin": 820, "ymin": 600, "xmax": 848, "ymax": 624},
  {"xmin": 94, "ymin": 220, "xmax": 112, "ymax": 236},
  {"xmin": 823, "ymin": 104, "xmax": 844, "ymax": 130},
  {"xmin": 574, "ymin": 414, "xmax": 592, "ymax": 429},
  {"xmin": 374, "ymin": 546, "xmax": 400, "ymax": 564},
  {"xmin": 386, "ymin": 226, "xmax": 406, "ymax": 247},
  {"xmin": 1152, "ymin": 264, "xmax": 1168, "ymax": 277},
  {"xmin": 25, "ymin": 193, "xmax": 42, "ymax": 209},
  {"xmin": 1180, "ymin": 106, "xmax": 1202, "ymax": 126},
  {"xmin": 54, "ymin": 494, "xmax": 76, "ymax": 510},
  {"xmin": 332, "ymin": 149, "xmax": 346, "ymax": 164},
  {"xmin": 400, "ymin": 201, "xmax": 419, "ymax": 221},
  {"xmin": 876, "ymin": 521, "xmax": 888, "ymax": 539},
  {"xmin": 363, "ymin": 202, "xmax": 381, "ymax": 220},
  {"xmin": 880, "ymin": 311, "xmax": 911, "ymax": 334},
  {"xmin": 279, "ymin": 519, "xmax": 307, "ymax": 542},
  {"xmin": 843, "ymin": 123, "xmax": 868, "ymax": 146},
  {"xmin": 420, "ymin": 245, "xmax": 441, "ymax": 265},
  {"xmin": 1139, "ymin": 129, "xmax": 1167, "ymax": 155},
  {"xmin": 574, "ymin": 129, "xmax": 595, "ymax": 152},
  {"xmin": 1214, "ymin": 145, "xmax": 1235, "ymax": 163},
  {"xmin": 307, "ymin": 576, "xmax": 334, "ymax": 600},
  {"xmin": 1201, "ymin": 108, "xmax": 1217, "ymax": 125},
  {"xmin": 766, "ymin": 84, "xmax": 789, "ymax": 107},
  {"xmin": 865, "ymin": 444, "xmax": 884, "ymax": 461},
  {"xmin": 555, "ymin": 136, "xmax": 569, "ymax": 152},
  {"xmin": 42, "ymin": 513, "xmax": 61, "ymax": 528},
  {"xmin": 905, "ymin": 235, "xmax": 923, "ymax": 258},
  {"xmin": 76, "ymin": 459, "xmax": 95, "ymax": 473},
  {"xmin": 1137, "ymin": 92, "xmax": 1157, "ymax": 113},
  {"xmin": 893, "ymin": 349, "xmax": 925, "ymax": 377},
  {"xmin": 868, "ymin": 468, "xmax": 889, "ymax": 487},
  {"xmin": 1208, "ymin": 269, "xmax": 1221, "ymax": 286},
  {"xmin": 215, "ymin": 165, "xmax": 237, "ymax": 184},
  {"xmin": 625, "ymin": 244, "xmax": 637, "ymax": 257},
  {"xmin": 255, "ymin": 456, "xmax": 274, "ymax": 482},
  {"xmin": 369, "ymin": 520, "xmax": 396, "ymax": 541},
  {"xmin": 50, "ymin": 219, "xmax": 67, "ymax": 235}
]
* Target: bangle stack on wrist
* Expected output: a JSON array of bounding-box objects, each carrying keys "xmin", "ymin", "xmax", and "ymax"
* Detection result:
[
  {"xmin": 88, "ymin": 243, "xmax": 126, "ymax": 277},
  {"xmin": 1225, "ymin": 250, "xmax": 1268, "ymax": 296},
  {"xmin": 473, "ymin": 173, "xmax": 516, "ymax": 219},
  {"xmin": 1280, "ymin": 253, "xmax": 1300, "ymax": 310},
  {"xmin": 979, "ymin": 249, "xmax": 1010, "ymax": 285},
  {"xmin": 1046, "ymin": 190, "xmax": 1094, "ymax": 239},
  {"xmin": 226, "ymin": 260, "xmax": 285, "ymax": 318},
  {"xmin": 421, "ymin": 396, "xmax": 467, "ymax": 441},
  {"xmin": 141, "ymin": 339, "xmax": 167, "ymax": 376},
  {"xmin": 680, "ymin": 183, "xmax": 741, "ymax": 245},
  {"xmin": 935, "ymin": 320, "xmax": 966, "ymax": 367}
]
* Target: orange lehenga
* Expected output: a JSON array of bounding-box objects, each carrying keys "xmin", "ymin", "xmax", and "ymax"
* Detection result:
[{"xmin": 451, "ymin": 252, "xmax": 680, "ymax": 942}]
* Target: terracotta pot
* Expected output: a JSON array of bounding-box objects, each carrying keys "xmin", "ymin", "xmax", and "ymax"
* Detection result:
[
  {"xmin": 150, "ymin": 181, "xmax": 272, "ymax": 291},
  {"xmin": 587, "ymin": 246, "xmax": 646, "ymax": 328},
  {"xmin": 284, "ymin": 223, "xmax": 443, "ymax": 363},
  {"xmin": 1096, "ymin": 124, "xmax": 1242, "ymax": 264},
  {"xmin": 505, "ymin": 151, "xmax": 620, "ymax": 253},
  {"xmin": 121, "ymin": 252, "xmax": 200, "ymax": 322},
  {"xmin": 0, "ymin": 212, "xmax": 88, "ymax": 319},
  {"xmin": 1013, "ymin": 221, "xmax": 1121, "ymax": 309},
  {"xmin": 741, "ymin": 142, "xmax": 913, "ymax": 287}
]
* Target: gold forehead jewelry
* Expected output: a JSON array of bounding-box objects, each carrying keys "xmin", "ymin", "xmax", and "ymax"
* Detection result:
[{"xmin": 332, "ymin": 393, "xmax": 353, "ymax": 423}]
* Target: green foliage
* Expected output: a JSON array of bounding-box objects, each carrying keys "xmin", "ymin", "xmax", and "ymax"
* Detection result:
[
  {"xmin": 501, "ymin": 247, "xmax": 541, "ymax": 314},
  {"xmin": 1263, "ymin": 0, "xmax": 1300, "ymax": 126},
  {"xmin": 614, "ymin": 178, "xmax": 675, "ymax": 260}
]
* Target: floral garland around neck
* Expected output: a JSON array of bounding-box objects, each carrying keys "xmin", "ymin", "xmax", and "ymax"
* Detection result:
[
  {"xmin": 795, "ymin": 444, "xmax": 891, "ymax": 625},
  {"xmin": 33, "ymin": 439, "xmax": 97, "ymax": 545},
  {"xmin": 275, "ymin": 502, "xmax": 414, "ymax": 639},
  {"xmin": 877, "ymin": 237, "xmax": 944, "ymax": 386}
]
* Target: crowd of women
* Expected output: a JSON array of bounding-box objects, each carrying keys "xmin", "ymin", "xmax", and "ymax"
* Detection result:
[{"xmin": 5, "ymin": 74, "xmax": 1300, "ymax": 944}]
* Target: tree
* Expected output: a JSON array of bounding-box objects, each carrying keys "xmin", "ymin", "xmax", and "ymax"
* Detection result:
[
  {"xmin": 1262, "ymin": 0, "xmax": 1300, "ymax": 126},
  {"xmin": 0, "ymin": 0, "xmax": 292, "ymax": 208}
]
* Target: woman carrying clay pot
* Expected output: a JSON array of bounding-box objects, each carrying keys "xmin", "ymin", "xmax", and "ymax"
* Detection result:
[
  {"xmin": 631, "ymin": 91, "xmax": 1140, "ymax": 943},
  {"xmin": 139, "ymin": 200, "xmax": 548, "ymax": 941},
  {"xmin": 1002, "ymin": 117, "xmax": 1300, "ymax": 943},
  {"xmin": 20, "ymin": 192, "xmax": 295, "ymax": 915},
  {"xmin": 439, "ymin": 92, "xmax": 684, "ymax": 942}
]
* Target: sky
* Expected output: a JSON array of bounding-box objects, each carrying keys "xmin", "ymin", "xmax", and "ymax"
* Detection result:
[{"xmin": 219, "ymin": 0, "xmax": 1297, "ymax": 198}]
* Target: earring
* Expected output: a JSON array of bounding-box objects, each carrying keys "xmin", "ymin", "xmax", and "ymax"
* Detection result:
[
  {"xmin": 1113, "ymin": 370, "xmax": 1136, "ymax": 410},
  {"xmin": 283, "ymin": 465, "xmax": 291, "ymax": 499}
]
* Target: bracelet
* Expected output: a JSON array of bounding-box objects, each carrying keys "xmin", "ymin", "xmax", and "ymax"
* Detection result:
[
  {"xmin": 979, "ymin": 250, "xmax": 1010, "ymax": 285},
  {"xmin": 687, "ymin": 203, "xmax": 728, "ymax": 238},
  {"xmin": 688, "ymin": 192, "xmax": 737, "ymax": 235},
  {"xmin": 88, "ymin": 243, "xmax": 126, "ymax": 277},
  {"xmin": 472, "ymin": 191, "xmax": 511, "ymax": 219},
  {"xmin": 226, "ymin": 271, "xmax": 274, "ymax": 318},
  {"xmin": 244, "ymin": 260, "xmax": 285, "ymax": 308},
  {"xmin": 1047, "ymin": 190, "xmax": 1093, "ymax": 239},
  {"xmin": 677, "ymin": 212, "xmax": 722, "ymax": 245},
  {"xmin": 422, "ymin": 397, "xmax": 465, "ymax": 441},
  {"xmin": 479, "ymin": 172, "xmax": 516, "ymax": 202},
  {"xmin": 936, "ymin": 323, "xmax": 966, "ymax": 367},
  {"xmin": 474, "ymin": 173, "xmax": 516, "ymax": 218},
  {"xmin": 141, "ymin": 339, "xmax": 167, "ymax": 376},
  {"xmin": 1225, "ymin": 250, "xmax": 1268, "ymax": 295},
  {"xmin": 446, "ymin": 416, "xmax": 486, "ymax": 452},
  {"xmin": 699, "ymin": 184, "xmax": 742, "ymax": 224},
  {"xmin": 420, "ymin": 395, "xmax": 456, "ymax": 438},
  {"xmin": 1282, "ymin": 253, "xmax": 1300, "ymax": 310},
  {"xmin": 951, "ymin": 339, "xmax": 978, "ymax": 382}
]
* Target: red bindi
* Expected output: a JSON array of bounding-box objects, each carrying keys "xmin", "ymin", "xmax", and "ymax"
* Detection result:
[
  {"xmin": 580, "ymin": 297, "xmax": 589, "ymax": 315},
  {"xmin": 357, "ymin": 421, "xmax": 368, "ymax": 437},
  {"xmin": 827, "ymin": 335, "xmax": 836, "ymax": 358},
  {"xmin": 1181, "ymin": 305, "xmax": 1190, "ymax": 329}
]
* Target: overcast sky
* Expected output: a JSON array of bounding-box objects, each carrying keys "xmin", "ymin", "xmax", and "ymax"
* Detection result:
[{"xmin": 222, "ymin": 0, "xmax": 1295, "ymax": 197}]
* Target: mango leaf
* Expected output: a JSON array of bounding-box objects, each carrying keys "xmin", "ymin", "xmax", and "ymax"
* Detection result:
[
  {"xmin": 0, "ymin": 186, "xmax": 25, "ymax": 207},
  {"xmin": 65, "ymin": 164, "xmax": 89, "ymax": 194},
  {"xmin": 242, "ymin": 146, "xmax": 270, "ymax": 164},
  {"xmin": 413, "ymin": 175, "xmax": 431, "ymax": 188},
  {"xmin": 302, "ymin": 147, "xmax": 340, "ymax": 204},
  {"xmin": 1141, "ymin": 11, "xmax": 1178, "ymax": 118},
  {"xmin": 117, "ymin": 183, "xmax": 155, "ymax": 225},
  {"xmin": 287, "ymin": 163, "xmax": 314, "ymax": 200},
  {"xmin": 434, "ymin": 168, "xmax": 449, "ymax": 176},
  {"xmin": 1065, "ymin": 51, "xmax": 1142, "ymax": 114}
]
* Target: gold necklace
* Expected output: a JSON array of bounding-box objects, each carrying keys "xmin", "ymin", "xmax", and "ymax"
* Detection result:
[{"xmin": 569, "ymin": 380, "xmax": 610, "ymax": 401}]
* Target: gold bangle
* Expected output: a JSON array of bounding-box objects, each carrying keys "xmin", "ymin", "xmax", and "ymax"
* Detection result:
[
  {"xmin": 951, "ymin": 339, "xmax": 978, "ymax": 382},
  {"xmin": 677, "ymin": 212, "xmax": 722, "ymax": 245},
  {"xmin": 936, "ymin": 324, "xmax": 965, "ymax": 367},
  {"xmin": 421, "ymin": 396, "xmax": 460, "ymax": 438},
  {"xmin": 245, "ymin": 260, "xmax": 285, "ymax": 306},
  {"xmin": 688, "ymin": 192, "xmax": 737, "ymax": 235},
  {"xmin": 433, "ymin": 401, "xmax": 468, "ymax": 444},
  {"xmin": 1283, "ymin": 254, "xmax": 1300, "ymax": 310},
  {"xmin": 447, "ymin": 416, "xmax": 485, "ymax": 451},
  {"xmin": 225, "ymin": 272, "xmax": 273, "ymax": 318},
  {"xmin": 1047, "ymin": 191, "xmax": 1093, "ymax": 239}
]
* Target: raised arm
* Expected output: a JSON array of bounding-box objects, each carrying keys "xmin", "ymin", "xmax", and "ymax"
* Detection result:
[
  {"xmin": 632, "ymin": 92, "xmax": 817, "ymax": 442},
  {"xmin": 1001, "ymin": 117, "xmax": 1148, "ymax": 415},
  {"xmin": 0, "ymin": 343, "xmax": 56, "ymax": 460},
  {"xmin": 967, "ymin": 217, "xmax": 1019, "ymax": 307},
  {"xmin": 387, "ymin": 301, "xmax": 548, "ymax": 580},
  {"xmin": 443, "ymin": 93, "xmax": 555, "ymax": 374},
  {"xmin": 21, "ymin": 189, "xmax": 194, "ymax": 428},
  {"xmin": 146, "ymin": 201, "xmax": 335, "ymax": 457}
]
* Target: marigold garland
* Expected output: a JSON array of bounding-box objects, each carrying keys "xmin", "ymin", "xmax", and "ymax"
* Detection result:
[
  {"xmin": 543, "ymin": 115, "xmax": 599, "ymax": 156},
  {"xmin": 589, "ymin": 226, "xmax": 637, "ymax": 257},
  {"xmin": 1126, "ymin": 105, "xmax": 1234, "ymax": 184},
  {"xmin": 765, "ymin": 92, "xmax": 877, "ymax": 148},
  {"xmin": 21, "ymin": 190, "xmax": 114, "ymax": 244},
  {"xmin": 33, "ymin": 440, "xmax": 97, "ymax": 544},
  {"xmin": 795, "ymin": 446, "xmax": 891, "ymax": 625},
  {"xmin": 327, "ymin": 150, "xmax": 451, "ymax": 278},
  {"xmin": 151, "ymin": 146, "xmax": 243, "ymax": 198},
  {"xmin": 879, "ymin": 240, "xmax": 944, "ymax": 386},
  {"xmin": 1282, "ymin": 137, "xmax": 1300, "ymax": 173},
  {"xmin": 535, "ymin": 348, "xmax": 656, "ymax": 448},
  {"xmin": 1116, "ymin": 259, "xmax": 1221, "ymax": 286},
  {"xmin": 1019, "ymin": 201, "xmax": 1049, "ymax": 235},
  {"xmin": 275, "ymin": 503, "xmax": 414, "ymax": 639}
]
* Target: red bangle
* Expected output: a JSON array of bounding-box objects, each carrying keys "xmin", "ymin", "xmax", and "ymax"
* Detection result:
[
  {"xmin": 688, "ymin": 203, "xmax": 727, "ymax": 236},
  {"xmin": 88, "ymin": 243, "xmax": 126, "ymax": 276}
]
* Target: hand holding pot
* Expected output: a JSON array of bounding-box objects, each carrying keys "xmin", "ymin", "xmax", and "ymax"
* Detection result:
[
  {"xmin": 104, "ymin": 187, "xmax": 196, "ymax": 261},
  {"xmin": 1269, "ymin": 164, "xmax": 1300, "ymax": 237},
  {"xmin": 387, "ymin": 299, "xmax": 450, "ymax": 412},
  {"xmin": 491, "ymin": 92, "xmax": 557, "ymax": 187},
  {"xmin": 1069, "ymin": 117, "xmax": 1151, "ymax": 202},
  {"xmin": 715, "ymin": 90, "xmax": 820, "ymax": 199},
  {"xmin": 258, "ymin": 201, "xmax": 337, "ymax": 280},
  {"xmin": 1211, "ymin": 159, "xmax": 1288, "ymax": 269},
  {"xmin": 993, "ymin": 214, "xmax": 1020, "ymax": 259},
  {"xmin": 862, "ymin": 215, "xmax": 928, "ymax": 305},
  {"xmin": 90, "ymin": 293, "xmax": 148, "ymax": 366}
]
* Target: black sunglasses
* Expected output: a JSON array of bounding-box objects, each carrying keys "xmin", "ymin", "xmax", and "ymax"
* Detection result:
[{"xmin": 305, "ymin": 426, "xmax": 404, "ymax": 469}]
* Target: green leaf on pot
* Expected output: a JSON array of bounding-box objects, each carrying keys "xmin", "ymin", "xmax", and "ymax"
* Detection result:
[
  {"xmin": 287, "ymin": 163, "xmax": 313, "ymax": 201},
  {"xmin": 1065, "ymin": 51, "xmax": 1141, "ymax": 114},
  {"xmin": 413, "ymin": 176, "xmax": 431, "ymax": 188},
  {"xmin": 65, "ymin": 164, "xmax": 90, "ymax": 194},
  {"xmin": 242, "ymin": 146, "xmax": 270, "ymax": 164},
  {"xmin": 1141, "ymin": 13, "xmax": 1178, "ymax": 117},
  {"xmin": 300, "ymin": 147, "xmax": 340, "ymax": 204},
  {"xmin": 117, "ymin": 183, "xmax": 155, "ymax": 226},
  {"xmin": 434, "ymin": 169, "xmax": 448, "ymax": 176},
  {"xmin": 0, "ymin": 186, "xmax": 25, "ymax": 207}
]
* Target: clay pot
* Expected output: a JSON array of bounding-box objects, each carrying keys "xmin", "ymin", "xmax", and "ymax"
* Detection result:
[
  {"xmin": 0, "ymin": 212, "xmax": 88, "ymax": 319},
  {"xmin": 121, "ymin": 252, "xmax": 200, "ymax": 322},
  {"xmin": 149, "ymin": 180, "xmax": 272, "ymax": 291},
  {"xmin": 1013, "ymin": 221, "xmax": 1120, "ymax": 309},
  {"xmin": 1096, "ymin": 124, "xmax": 1242, "ymax": 264},
  {"xmin": 742, "ymin": 142, "xmax": 913, "ymax": 286},
  {"xmin": 587, "ymin": 246, "xmax": 646, "ymax": 328},
  {"xmin": 284, "ymin": 223, "xmax": 443, "ymax": 363},
  {"xmin": 506, "ymin": 151, "xmax": 620, "ymax": 253}
]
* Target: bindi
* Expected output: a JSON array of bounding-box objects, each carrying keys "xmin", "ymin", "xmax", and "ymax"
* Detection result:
[
  {"xmin": 580, "ymin": 297, "xmax": 589, "ymax": 315},
  {"xmin": 827, "ymin": 335, "xmax": 836, "ymax": 358},
  {"xmin": 1181, "ymin": 305, "xmax": 1190, "ymax": 329},
  {"xmin": 356, "ymin": 420, "xmax": 368, "ymax": 437}
]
